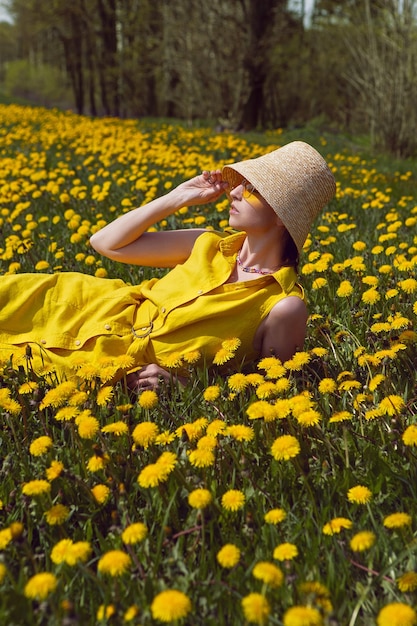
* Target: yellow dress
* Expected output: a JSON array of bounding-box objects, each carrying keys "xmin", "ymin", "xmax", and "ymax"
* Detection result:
[{"xmin": 0, "ymin": 231, "xmax": 304, "ymax": 383}]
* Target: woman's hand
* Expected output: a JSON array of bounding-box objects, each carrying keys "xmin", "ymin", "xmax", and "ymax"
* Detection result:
[
  {"xmin": 176, "ymin": 170, "xmax": 228, "ymax": 206},
  {"xmin": 125, "ymin": 363, "xmax": 188, "ymax": 392}
]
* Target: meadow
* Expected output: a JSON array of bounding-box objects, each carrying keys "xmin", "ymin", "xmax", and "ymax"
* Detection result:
[{"xmin": 0, "ymin": 104, "xmax": 416, "ymax": 626}]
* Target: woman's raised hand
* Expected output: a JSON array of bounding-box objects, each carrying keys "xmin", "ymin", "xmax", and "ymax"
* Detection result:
[{"xmin": 176, "ymin": 170, "xmax": 228, "ymax": 206}]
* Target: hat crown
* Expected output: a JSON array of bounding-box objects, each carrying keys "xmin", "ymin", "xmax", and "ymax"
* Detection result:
[{"xmin": 222, "ymin": 141, "xmax": 336, "ymax": 252}]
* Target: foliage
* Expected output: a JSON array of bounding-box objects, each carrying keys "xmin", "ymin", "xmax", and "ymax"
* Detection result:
[{"xmin": 0, "ymin": 105, "xmax": 417, "ymax": 625}]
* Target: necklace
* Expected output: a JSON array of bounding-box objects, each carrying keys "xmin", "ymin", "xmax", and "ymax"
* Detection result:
[{"xmin": 236, "ymin": 250, "xmax": 276, "ymax": 275}]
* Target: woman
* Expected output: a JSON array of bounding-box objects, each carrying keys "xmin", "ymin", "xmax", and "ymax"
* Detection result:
[{"xmin": 0, "ymin": 141, "xmax": 335, "ymax": 390}]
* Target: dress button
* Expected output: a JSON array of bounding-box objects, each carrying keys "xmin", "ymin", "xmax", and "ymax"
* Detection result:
[
  {"xmin": 198, "ymin": 290, "xmax": 203, "ymax": 295},
  {"xmin": 75, "ymin": 340, "xmax": 81, "ymax": 346},
  {"xmin": 161, "ymin": 307, "xmax": 166, "ymax": 313},
  {"xmin": 104, "ymin": 324, "xmax": 111, "ymax": 330},
  {"xmin": 41, "ymin": 339, "xmax": 46, "ymax": 344}
]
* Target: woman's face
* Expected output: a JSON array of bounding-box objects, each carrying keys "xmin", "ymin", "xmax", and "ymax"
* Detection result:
[{"xmin": 227, "ymin": 180, "xmax": 282, "ymax": 234}]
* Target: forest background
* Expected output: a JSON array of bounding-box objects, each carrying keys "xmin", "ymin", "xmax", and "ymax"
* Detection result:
[{"xmin": 1, "ymin": 0, "xmax": 417, "ymax": 158}]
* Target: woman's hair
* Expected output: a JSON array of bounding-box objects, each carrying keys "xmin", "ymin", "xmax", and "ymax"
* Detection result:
[{"xmin": 281, "ymin": 228, "xmax": 299, "ymax": 271}]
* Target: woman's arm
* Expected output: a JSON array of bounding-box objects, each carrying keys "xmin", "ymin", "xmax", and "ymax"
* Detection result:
[
  {"xmin": 90, "ymin": 170, "xmax": 227, "ymax": 267},
  {"xmin": 255, "ymin": 296, "xmax": 308, "ymax": 363}
]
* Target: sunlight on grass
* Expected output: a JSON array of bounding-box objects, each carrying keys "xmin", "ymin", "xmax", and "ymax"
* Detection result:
[{"xmin": 0, "ymin": 104, "xmax": 416, "ymax": 625}]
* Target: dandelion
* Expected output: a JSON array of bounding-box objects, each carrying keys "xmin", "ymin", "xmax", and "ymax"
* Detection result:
[
  {"xmin": 39, "ymin": 380, "xmax": 77, "ymax": 409},
  {"xmin": 22, "ymin": 479, "xmax": 51, "ymax": 497},
  {"xmin": 0, "ymin": 388, "xmax": 21, "ymax": 414},
  {"xmin": 397, "ymin": 572, "xmax": 417, "ymax": 592},
  {"xmin": 132, "ymin": 421, "xmax": 159, "ymax": 448},
  {"xmin": 96, "ymin": 386, "xmax": 113, "ymax": 406},
  {"xmin": 138, "ymin": 389, "xmax": 159, "ymax": 409},
  {"xmin": 0, "ymin": 528, "xmax": 12, "ymax": 550},
  {"xmin": 323, "ymin": 517, "xmax": 353, "ymax": 535},
  {"xmin": 398, "ymin": 278, "xmax": 417, "ymax": 294},
  {"xmin": 45, "ymin": 460, "xmax": 64, "ymax": 481},
  {"xmin": 122, "ymin": 522, "xmax": 148, "ymax": 545},
  {"xmin": 241, "ymin": 593, "xmax": 270, "ymax": 625},
  {"xmin": 296, "ymin": 409, "xmax": 322, "ymax": 427},
  {"xmin": 377, "ymin": 603, "xmax": 417, "ymax": 626},
  {"xmin": 151, "ymin": 589, "xmax": 192, "ymax": 622},
  {"xmin": 138, "ymin": 452, "xmax": 177, "ymax": 488},
  {"xmin": 347, "ymin": 485, "xmax": 372, "ymax": 505},
  {"xmin": 188, "ymin": 447, "xmax": 215, "ymax": 468},
  {"xmin": 217, "ymin": 543, "xmax": 241, "ymax": 568},
  {"xmin": 383, "ymin": 512, "xmax": 412, "ymax": 529},
  {"xmin": 97, "ymin": 605, "xmax": 116, "ymax": 620},
  {"xmin": 54, "ymin": 406, "xmax": 79, "ymax": 421},
  {"xmin": 203, "ymin": 385, "xmax": 221, "ymax": 402},
  {"xmin": 98, "ymin": 550, "xmax": 131, "ymax": 576},
  {"xmin": 188, "ymin": 488, "xmax": 212, "ymax": 509},
  {"xmin": 45, "ymin": 504, "xmax": 70, "ymax": 525},
  {"xmin": 87, "ymin": 455, "xmax": 107, "ymax": 472},
  {"xmin": 225, "ymin": 424, "xmax": 254, "ymax": 442},
  {"xmin": 221, "ymin": 489, "xmax": 245, "ymax": 512},
  {"xmin": 101, "ymin": 421, "xmax": 128, "ymax": 436},
  {"xmin": 91, "ymin": 484, "xmax": 111, "ymax": 504},
  {"xmin": 77, "ymin": 414, "xmax": 99, "ymax": 439},
  {"xmin": 318, "ymin": 378, "xmax": 337, "ymax": 394},
  {"xmin": 183, "ymin": 349, "xmax": 201, "ymax": 364},
  {"xmin": 227, "ymin": 373, "xmax": 248, "ymax": 392},
  {"xmin": 350, "ymin": 531, "xmax": 376, "ymax": 552},
  {"xmin": 66, "ymin": 542, "xmax": 92, "ymax": 566},
  {"xmin": 264, "ymin": 508, "xmax": 286, "ymax": 524},
  {"xmin": 247, "ymin": 400, "xmax": 279, "ymax": 421},
  {"xmin": 252, "ymin": 561, "xmax": 284, "ymax": 587},
  {"xmin": 271, "ymin": 435, "xmax": 300, "ymax": 461},
  {"xmin": 29, "ymin": 435, "xmax": 53, "ymax": 456},
  {"xmin": 24, "ymin": 572, "xmax": 57, "ymax": 600},
  {"xmin": 284, "ymin": 351, "xmax": 311, "ymax": 371},
  {"xmin": 362, "ymin": 288, "xmax": 380, "ymax": 304},
  {"xmin": 0, "ymin": 563, "xmax": 6, "ymax": 584},
  {"xmin": 206, "ymin": 420, "xmax": 226, "ymax": 436},
  {"xmin": 283, "ymin": 606, "xmax": 323, "ymax": 626},
  {"xmin": 378, "ymin": 394, "xmax": 405, "ymax": 416},
  {"xmin": 337, "ymin": 280, "xmax": 354, "ymax": 297},
  {"xmin": 329, "ymin": 411, "xmax": 353, "ymax": 423},
  {"xmin": 213, "ymin": 347, "xmax": 233, "ymax": 365},
  {"xmin": 403, "ymin": 425, "xmax": 417, "ymax": 447},
  {"xmin": 273, "ymin": 542, "xmax": 298, "ymax": 561}
]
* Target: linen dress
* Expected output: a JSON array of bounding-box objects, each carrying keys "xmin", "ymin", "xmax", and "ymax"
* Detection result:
[{"xmin": 0, "ymin": 231, "xmax": 304, "ymax": 383}]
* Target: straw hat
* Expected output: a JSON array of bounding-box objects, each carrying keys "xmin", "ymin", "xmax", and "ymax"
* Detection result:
[{"xmin": 222, "ymin": 141, "xmax": 336, "ymax": 253}]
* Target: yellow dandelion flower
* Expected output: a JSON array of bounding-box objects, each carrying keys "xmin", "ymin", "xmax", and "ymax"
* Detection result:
[
  {"xmin": 284, "ymin": 351, "xmax": 311, "ymax": 371},
  {"xmin": 24, "ymin": 572, "xmax": 57, "ymax": 601},
  {"xmin": 154, "ymin": 430, "xmax": 176, "ymax": 445},
  {"xmin": 264, "ymin": 508, "xmax": 286, "ymax": 524},
  {"xmin": 91, "ymin": 484, "xmax": 111, "ymax": 504},
  {"xmin": 54, "ymin": 406, "xmax": 79, "ymax": 421},
  {"xmin": 241, "ymin": 593, "xmax": 270, "ymax": 625},
  {"xmin": 368, "ymin": 374, "xmax": 385, "ymax": 391},
  {"xmin": 96, "ymin": 386, "xmax": 113, "ymax": 406},
  {"xmin": 176, "ymin": 418, "xmax": 208, "ymax": 441},
  {"xmin": 101, "ymin": 421, "xmax": 128, "ymax": 436},
  {"xmin": 329, "ymin": 411, "xmax": 353, "ymax": 423},
  {"xmin": 213, "ymin": 347, "xmax": 233, "ymax": 365},
  {"xmin": 203, "ymin": 385, "xmax": 221, "ymax": 402},
  {"xmin": 0, "ymin": 563, "xmax": 6, "ymax": 584},
  {"xmin": 322, "ymin": 517, "xmax": 353, "ymax": 535},
  {"xmin": 378, "ymin": 394, "xmax": 405, "ymax": 416},
  {"xmin": 217, "ymin": 543, "xmax": 241, "ymax": 568},
  {"xmin": 160, "ymin": 352, "xmax": 183, "ymax": 368},
  {"xmin": 318, "ymin": 378, "xmax": 337, "ymax": 394},
  {"xmin": 403, "ymin": 425, "xmax": 417, "ymax": 447},
  {"xmin": 397, "ymin": 572, "xmax": 417, "ymax": 592},
  {"xmin": 87, "ymin": 454, "xmax": 108, "ymax": 472},
  {"xmin": 283, "ymin": 605, "xmax": 323, "ymax": 626},
  {"xmin": 45, "ymin": 460, "xmax": 64, "ymax": 481},
  {"xmin": 51, "ymin": 539, "xmax": 73, "ymax": 564},
  {"xmin": 271, "ymin": 435, "xmax": 300, "ymax": 461},
  {"xmin": 18, "ymin": 381, "xmax": 38, "ymax": 394},
  {"xmin": 256, "ymin": 381, "xmax": 278, "ymax": 398},
  {"xmin": 183, "ymin": 350, "xmax": 201, "ymax": 364},
  {"xmin": 77, "ymin": 415, "xmax": 99, "ymax": 439},
  {"xmin": 132, "ymin": 421, "xmax": 159, "ymax": 448},
  {"xmin": 66, "ymin": 541, "xmax": 92, "ymax": 566},
  {"xmin": 98, "ymin": 550, "xmax": 131, "ymax": 577},
  {"xmin": 221, "ymin": 489, "xmax": 245, "ymax": 512},
  {"xmin": 151, "ymin": 590, "xmax": 192, "ymax": 622},
  {"xmin": 347, "ymin": 485, "xmax": 372, "ymax": 504},
  {"xmin": 206, "ymin": 419, "xmax": 226, "ymax": 436},
  {"xmin": 29, "ymin": 435, "xmax": 53, "ymax": 456},
  {"xmin": 44, "ymin": 504, "xmax": 70, "ymax": 525},
  {"xmin": 383, "ymin": 512, "xmax": 412, "ymax": 529},
  {"xmin": 247, "ymin": 400, "xmax": 279, "ymax": 421},
  {"xmin": 227, "ymin": 373, "xmax": 248, "ymax": 392},
  {"xmin": 245, "ymin": 373, "xmax": 265, "ymax": 386},
  {"xmin": 0, "ymin": 528, "xmax": 12, "ymax": 550},
  {"xmin": 273, "ymin": 542, "xmax": 298, "ymax": 561},
  {"xmin": 137, "ymin": 452, "xmax": 176, "ymax": 488},
  {"xmin": 377, "ymin": 603, "xmax": 417, "ymax": 626},
  {"xmin": 122, "ymin": 522, "xmax": 148, "ymax": 545},
  {"xmin": 362, "ymin": 287, "xmax": 380, "ymax": 304},
  {"xmin": 22, "ymin": 479, "xmax": 51, "ymax": 497},
  {"xmin": 0, "ymin": 388, "xmax": 21, "ymax": 415},
  {"xmin": 339, "ymin": 379, "xmax": 362, "ymax": 391},
  {"xmin": 188, "ymin": 488, "xmax": 212, "ymax": 509},
  {"xmin": 138, "ymin": 389, "xmax": 159, "ymax": 409},
  {"xmin": 350, "ymin": 531, "xmax": 376, "ymax": 552},
  {"xmin": 252, "ymin": 561, "xmax": 284, "ymax": 588},
  {"xmin": 225, "ymin": 424, "xmax": 254, "ymax": 442},
  {"xmin": 296, "ymin": 409, "xmax": 322, "ymax": 427},
  {"xmin": 188, "ymin": 448, "xmax": 215, "ymax": 468},
  {"xmin": 197, "ymin": 435, "xmax": 217, "ymax": 450},
  {"xmin": 39, "ymin": 381, "xmax": 77, "ymax": 409},
  {"xmin": 337, "ymin": 280, "xmax": 354, "ymax": 297},
  {"xmin": 124, "ymin": 605, "xmax": 140, "ymax": 622},
  {"xmin": 97, "ymin": 605, "xmax": 116, "ymax": 620},
  {"xmin": 222, "ymin": 337, "xmax": 241, "ymax": 352},
  {"xmin": 35, "ymin": 260, "xmax": 50, "ymax": 271},
  {"xmin": 398, "ymin": 278, "xmax": 417, "ymax": 294}
]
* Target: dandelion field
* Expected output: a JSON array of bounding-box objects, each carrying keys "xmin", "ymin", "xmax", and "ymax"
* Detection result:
[{"xmin": 0, "ymin": 104, "xmax": 417, "ymax": 625}]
